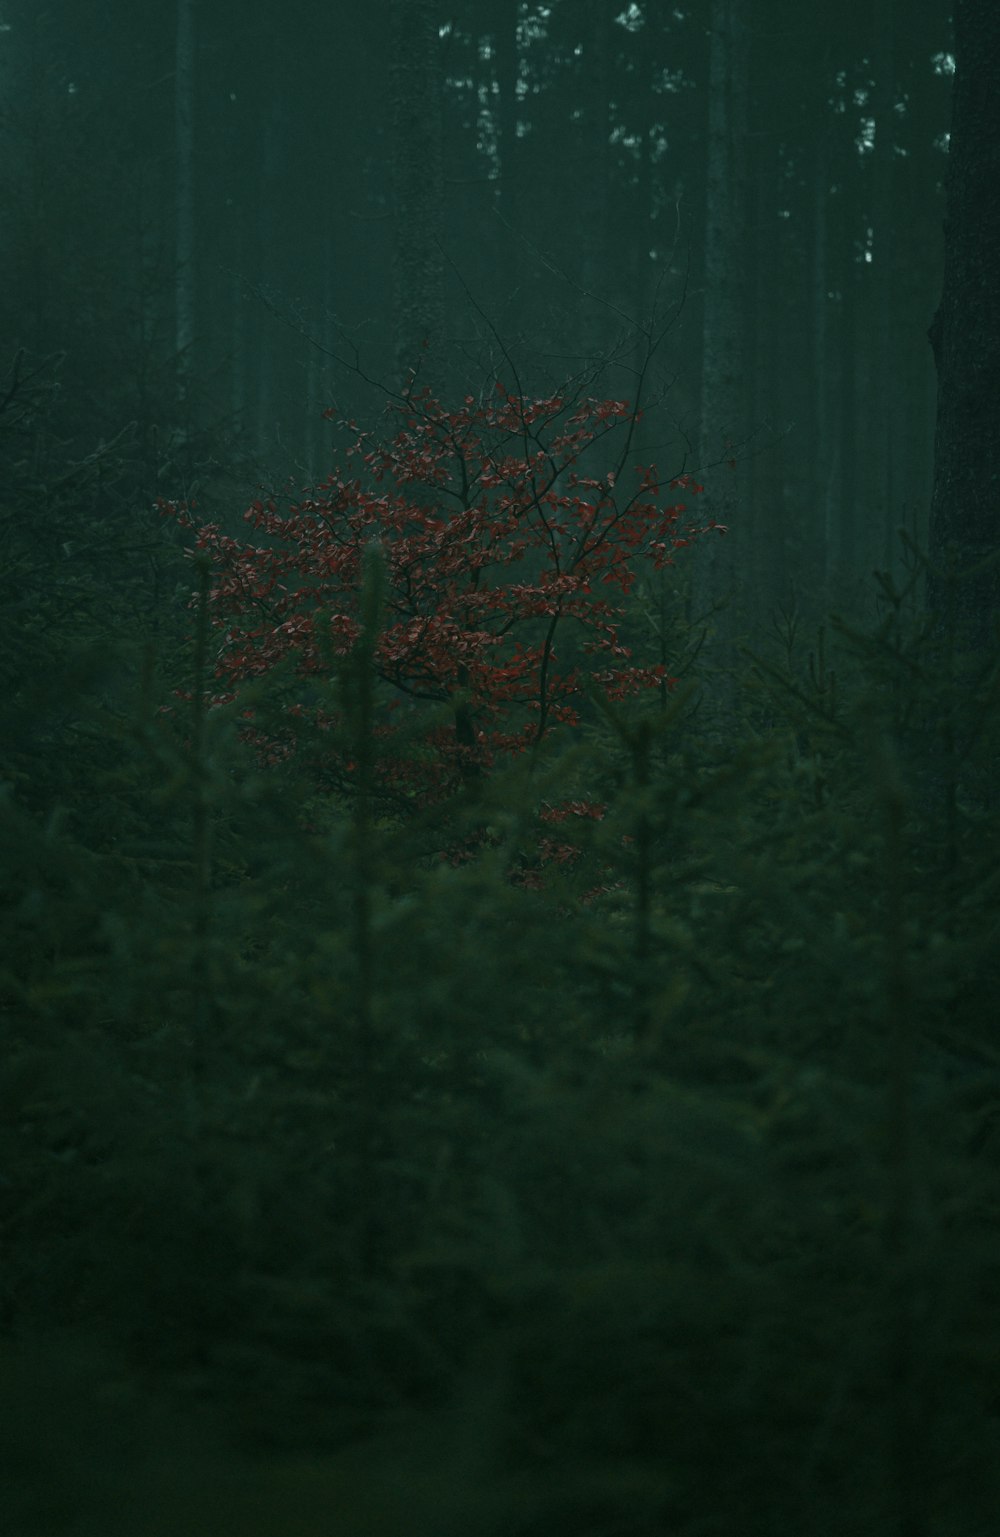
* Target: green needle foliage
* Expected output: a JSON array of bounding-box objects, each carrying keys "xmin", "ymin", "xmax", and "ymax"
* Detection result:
[{"xmin": 1, "ymin": 500, "xmax": 998, "ymax": 1536}]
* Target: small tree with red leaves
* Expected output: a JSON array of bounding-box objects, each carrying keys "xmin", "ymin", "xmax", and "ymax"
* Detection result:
[{"xmin": 161, "ymin": 382, "xmax": 714, "ymax": 808}]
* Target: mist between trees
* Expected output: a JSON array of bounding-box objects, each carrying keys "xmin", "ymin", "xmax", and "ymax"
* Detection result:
[{"xmin": 1, "ymin": 4, "xmax": 998, "ymax": 1536}]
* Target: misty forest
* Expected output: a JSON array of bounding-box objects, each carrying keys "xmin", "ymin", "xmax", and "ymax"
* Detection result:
[{"xmin": 1, "ymin": 1, "xmax": 998, "ymax": 1533}]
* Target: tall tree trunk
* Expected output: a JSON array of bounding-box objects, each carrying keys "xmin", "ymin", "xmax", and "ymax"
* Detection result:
[
  {"xmin": 695, "ymin": 0, "xmax": 749, "ymax": 635},
  {"xmin": 927, "ymin": 0, "xmax": 1000, "ymax": 654},
  {"xmin": 836, "ymin": 209, "xmax": 862, "ymax": 589},
  {"xmin": 229, "ymin": 219, "xmax": 247, "ymax": 437},
  {"xmin": 389, "ymin": 0, "xmax": 444, "ymax": 389},
  {"xmin": 254, "ymin": 106, "xmax": 282, "ymax": 455},
  {"xmin": 578, "ymin": 0, "xmax": 614, "ymax": 356},
  {"xmin": 489, "ymin": 0, "xmax": 523, "ymax": 320},
  {"xmin": 631, "ymin": 10, "xmax": 656, "ymax": 386},
  {"xmin": 869, "ymin": 0, "xmax": 898, "ymax": 574},
  {"xmin": 222, "ymin": 89, "xmax": 247, "ymax": 440},
  {"xmin": 493, "ymin": 0, "xmax": 520, "ymax": 223},
  {"xmin": 813, "ymin": 126, "xmax": 834, "ymax": 596},
  {"xmin": 174, "ymin": 0, "xmax": 196, "ymax": 413}
]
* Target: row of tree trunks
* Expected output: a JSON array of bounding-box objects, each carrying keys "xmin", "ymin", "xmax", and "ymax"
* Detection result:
[{"xmin": 928, "ymin": 0, "xmax": 1000, "ymax": 656}]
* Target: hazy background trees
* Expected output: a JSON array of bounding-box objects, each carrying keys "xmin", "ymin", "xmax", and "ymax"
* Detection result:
[
  {"xmin": 0, "ymin": 0, "xmax": 953, "ymax": 615},
  {"xmin": 927, "ymin": 0, "xmax": 1000, "ymax": 656}
]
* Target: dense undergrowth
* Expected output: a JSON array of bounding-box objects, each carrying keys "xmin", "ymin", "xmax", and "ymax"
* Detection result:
[{"xmin": 2, "ymin": 390, "xmax": 999, "ymax": 1535}]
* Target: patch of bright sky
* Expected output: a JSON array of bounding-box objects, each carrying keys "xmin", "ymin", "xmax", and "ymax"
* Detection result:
[
  {"xmin": 521, "ymin": 7, "xmax": 552, "ymax": 46},
  {"xmin": 616, "ymin": 4, "xmax": 643, "ymax": 32},
  {"xmin": 612, "ymin": 125, "xmax": 641, "ymax": 150},
  {"xmin": 477, "ymin": 81, "xmax": 499, "ymax": 168},
  {"xmin": 611, "ymin": 122, "xmax": 669, "ymax": 161}
]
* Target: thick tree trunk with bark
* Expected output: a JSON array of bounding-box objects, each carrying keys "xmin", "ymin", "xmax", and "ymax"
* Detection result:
[{"xmin": 927, "ymin": 0, "xmax": 1000, "ymax": 654}]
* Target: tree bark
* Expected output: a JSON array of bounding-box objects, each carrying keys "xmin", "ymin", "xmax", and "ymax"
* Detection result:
[{"xmin": 927, "ymin": 0, "xmax": 1000, "ymax": 653}]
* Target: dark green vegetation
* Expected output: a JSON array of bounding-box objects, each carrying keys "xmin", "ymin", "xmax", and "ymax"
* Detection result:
[{"xmin": 2, "ymin": 362, "xmax": 999, "ymax": 1536}]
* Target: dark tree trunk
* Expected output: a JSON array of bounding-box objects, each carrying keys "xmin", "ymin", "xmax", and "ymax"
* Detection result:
[
  {"xmin": 577, "ymin": 0, "xmax": 614, "ymax": 355},
  {"xmin": 493, "ymin": 0, "xmax": 520, "ymax": 222},
  {"xmin": 927, "ymin": 0, "xmax": 1000, "ymax": 653},
  {"xmin": 813, "ymin": 124, "xmax": 833, "ymax": 596},
  {"xmin": 837, "ymin": 239, "xmax": 861, "ymax": 585},
  {"xmin": 695, "ymin": 0, "xmax": 749, "ymax": 637},
  {"xmin": 389, "ymin": 0, "xmax": 444, "ymax": 389},
  {"xmin": 490, "ymin": 0, "xmax": 523, "ymax": 313},
  {"xmin": 253, "ymin": 104, "xmax": 282, "ymax": 455},
  {"xmin": 869, "ymin": 0, "xmax": 898, "ymax": 573},
  {"xmin": 174, "ymin": 0, "xmax": 196, "ymax": 412}
]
